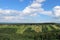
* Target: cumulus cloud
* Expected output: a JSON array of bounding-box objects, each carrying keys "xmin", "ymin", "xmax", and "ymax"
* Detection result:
[
  {"xmin": 4, "ymin": 16, "xmax": 24, "ymax": 20},
  {"xmin": 0, "ymin": 0, "xmax": 60, "ymax": 23},
  {"xmin": 30, "ymin": 13, "xmax": 37, "ymax": 16},
  {"xmin": 0, "ymin": 9, "xmax": 21, "ymax": 14},
  {"xmin": 4, "ymin": 16, "xmax": 15, "ymax": 20},
  {"xmin": 53, "ymin": 6, "xmax": 60, "ymax": 17},
  {"xmin": 0, "ymin": 9, "xmax": 24, "ymax": 21},
  {"xmin": 22, "ymin": 0, "xmax": 53, "ymax": 16},
  {"xmin": 52, "ymin": 6, "xmax": 60, "ymax": 23},
  {"xmin": 0, "ymin": 0, "xmax": 51, "ymax": 17}
]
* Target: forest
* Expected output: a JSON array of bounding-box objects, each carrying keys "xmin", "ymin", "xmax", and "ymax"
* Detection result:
[{"xmin": 0, "ymin": 23, "xmax": 60, "ymax": 40}]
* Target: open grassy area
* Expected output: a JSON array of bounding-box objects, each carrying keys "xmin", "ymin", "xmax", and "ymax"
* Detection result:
[{"xmin": 0, "ymin": 23, "xmax": 60, "ymax": 40}]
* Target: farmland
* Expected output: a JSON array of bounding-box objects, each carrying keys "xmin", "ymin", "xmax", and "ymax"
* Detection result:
[{"xmin": 0, "ymin": 23, "xmax": 60, "ymax": 40}]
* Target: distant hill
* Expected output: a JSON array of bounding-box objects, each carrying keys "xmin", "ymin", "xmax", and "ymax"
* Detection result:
[{"xmin": 0, "ymin": 23, "xmax": 59, "ymax": 25}]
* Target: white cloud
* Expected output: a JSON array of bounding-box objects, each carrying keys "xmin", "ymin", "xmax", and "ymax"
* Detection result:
[
  {"xmin": 40, "ymin": 11, "xmax": 53, "ymax": 16},
  {"xmin": 4, "ymin": 16, "xmax": 24, "ymax": 21},
  {"xmin": 22, "ymin": 0, "xmax": 52, "ymax": 16},
  {"xmin": 22, "ymin": 0, "xmax": 60, "ymax": 22},
  {"xmin": 33, "ymin": 0, "xmax": 45, "ymax": 3},
  {"xmin": 30, "ymin": 3, "xmax": 42, "ymax": 8},
  {"xmin": 0, "ymin": 0, "xmax": 51, "ymax": 17},
  {"xmin": 53, "ymin": 6, "xmax": 60, "ymax": 17},
  {"xmin": 0, "ymin": 9, "xmax": 21, "ymax": 14},
  {"xmin": 4, "ymin": 16, "xmax": 15, "ymax": 20},
  {"xmin": 51, "ymin": 6, "xmax": 60, "ymax": 22},
  {"xmin": 0, "ymin": 0, "xmax": 53, "ymax": 22},
  {"xmin": 30, "ymin": 13, "xmax": 37, "ymax": 16},
  {"xmin": 0, "ymin": 9, "xmax": 24, "ymax": 21},
  {"xmin": 22, "ymin": 0, "xmax": 43, "ymax": 15},
  {"xmin": 0, "ymin": 0, "xmax": 60, "ymax": 23}
]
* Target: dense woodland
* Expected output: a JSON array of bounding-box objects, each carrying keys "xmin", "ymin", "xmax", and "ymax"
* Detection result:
[{"xmin": 0, "ymin": 23, "xmax": 60, "ymax": 40}]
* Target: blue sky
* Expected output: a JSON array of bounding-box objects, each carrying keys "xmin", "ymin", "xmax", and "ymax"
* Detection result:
[
  {"xmin": 0, "ymin": 0, "xmax": 60, "ymax": 23},
  {"xmin": 0, "ymin": 0, "xmax": 32, "ymax": 10}
]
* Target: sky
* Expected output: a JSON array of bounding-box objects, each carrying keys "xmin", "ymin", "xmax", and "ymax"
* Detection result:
[{"xmin": 0, "ymin": 0, "xmax": 60, "ymax": 23}]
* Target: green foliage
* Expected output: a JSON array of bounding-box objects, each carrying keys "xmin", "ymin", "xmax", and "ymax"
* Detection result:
[{"xmin": 0, "ymin": 24, "xmax": 60, "ymax": 40}]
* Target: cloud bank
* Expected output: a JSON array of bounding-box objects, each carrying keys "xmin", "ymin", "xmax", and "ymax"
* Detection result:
[{"xmin": 0, "ymin": 0, "xmax": 60, "ymax": 23}]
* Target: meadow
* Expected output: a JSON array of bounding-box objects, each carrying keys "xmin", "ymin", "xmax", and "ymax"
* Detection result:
[{"xmin": 0, "ymin": 23, "xmax": 60, "ymax": 40}]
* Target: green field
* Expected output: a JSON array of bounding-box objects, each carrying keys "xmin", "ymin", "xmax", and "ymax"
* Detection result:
[{"xmin": 0, "ymin": 23, "xmax": 60, "ymax": 40}]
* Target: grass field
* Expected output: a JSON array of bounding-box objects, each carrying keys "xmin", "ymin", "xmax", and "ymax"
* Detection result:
[{"xmin": 0, "ymin": 23, "xmax": 60, "ymax": 40}]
